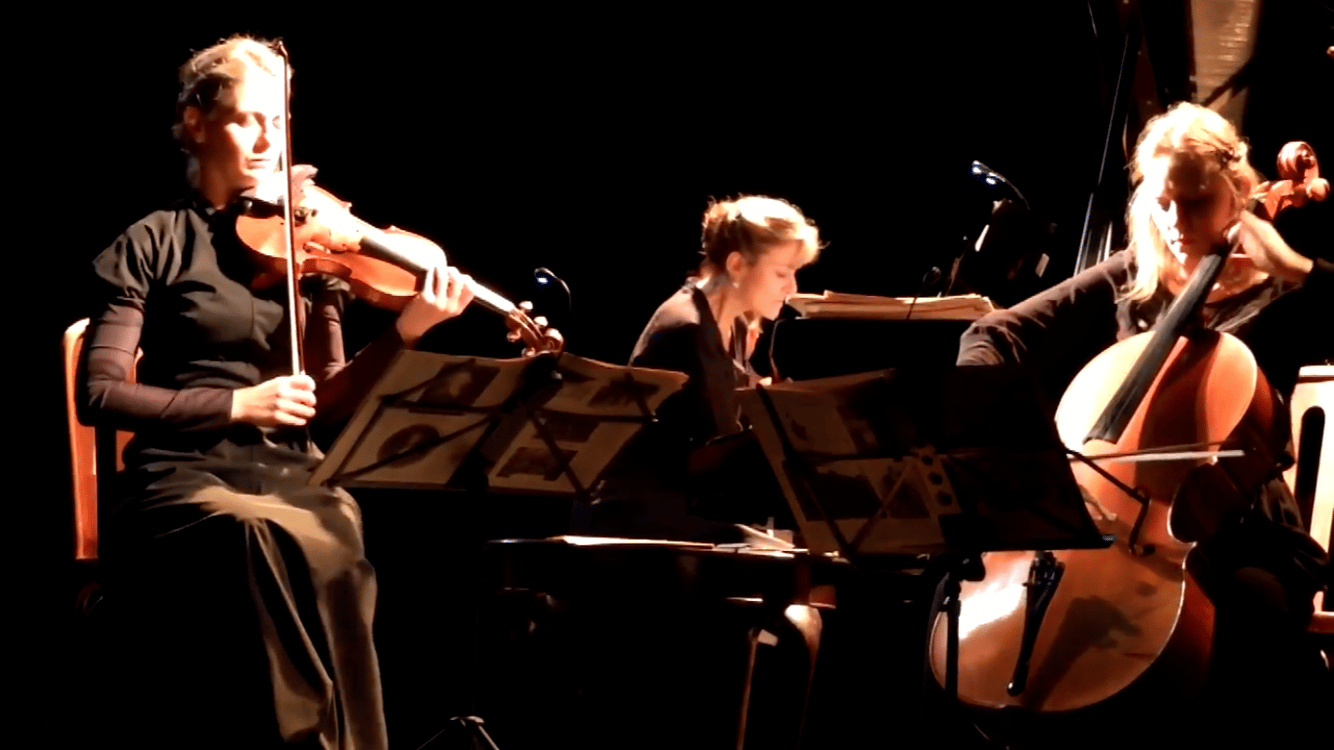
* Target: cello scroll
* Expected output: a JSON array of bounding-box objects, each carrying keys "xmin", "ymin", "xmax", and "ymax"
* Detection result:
[{"xmin": 1253, "ymin": 141, "xmax": 1328, "ymax": 222}]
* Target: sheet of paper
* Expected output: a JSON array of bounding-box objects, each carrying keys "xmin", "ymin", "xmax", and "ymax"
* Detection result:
[
  {"xmin": 785, "ymin": 292, "xmax": 995, "ymax": 321},
  {"xmin": 312, "ymin": 350, "xmax": 686, "ymax": 495}
]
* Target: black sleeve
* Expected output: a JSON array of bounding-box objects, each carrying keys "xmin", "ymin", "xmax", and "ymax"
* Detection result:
[
  {"xmin": 631, "ymin": 320, "xmax": 720, "ymax": 442},
  {"xmin": 306, "ymin": 278, "xmax": 407, "ymax": 427},
  {"xmin": 958, "ymin": 255, "xmax": 1129, "ymax": 404},
  {"xmin": 78, "ymin": 229, "xmax": 233, "ymax": 433},
  {"xmin": 1242, "ymin": 257, "xmax": 1334, "ymax": 397}
]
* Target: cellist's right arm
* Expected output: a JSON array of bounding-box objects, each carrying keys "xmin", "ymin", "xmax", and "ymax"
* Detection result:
[{"xmin": 957, "ymin": 255, "xmax": 1128, "ymax": 402}]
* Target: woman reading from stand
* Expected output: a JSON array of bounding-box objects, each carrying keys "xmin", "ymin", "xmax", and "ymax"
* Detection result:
[
  {"xmin": 554, "ymin": 197, "xmax": 821, "ymax": 749},
  {"xmin": 78, "ymin": 36, "xmax": 473, "ymax": 748},
  {"xmin": 957, "ymin": 102, "xmax": 1330, "ymax": 744},
  {"xmin": 582, "ymin": 195, "xmax": 821, "ymax": 542}
]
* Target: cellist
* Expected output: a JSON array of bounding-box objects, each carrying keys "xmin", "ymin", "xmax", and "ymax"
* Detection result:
[
  {"xmin": 78, "ymin": 35, "xmax": 473, "ymax": 748},
  {"xmin": 958, "ymin": 102, "xmax": 1330, "ymax": 742}
]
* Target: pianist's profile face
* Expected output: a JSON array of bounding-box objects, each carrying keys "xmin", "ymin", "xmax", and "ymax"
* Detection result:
[{"xmin": 729, "ymin": 240, "xmax": 805, "ymax": 320}]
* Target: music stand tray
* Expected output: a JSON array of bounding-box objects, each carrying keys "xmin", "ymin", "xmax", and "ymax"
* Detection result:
[{"xmin": 311, "ymin": 350, "xmax": 686, "ymax": 499}]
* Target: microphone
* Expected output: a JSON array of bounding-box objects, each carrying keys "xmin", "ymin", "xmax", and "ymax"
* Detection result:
[{"xmin": 904, "ymin": 266, "xmax": 943, "ymax": 323}]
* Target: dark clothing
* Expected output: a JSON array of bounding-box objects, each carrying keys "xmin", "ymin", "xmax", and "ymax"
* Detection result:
[
  {"xmin": 958, "ymin": 251, "xmax": 1332, "ymax": 743},
  {"xmin": 629, "ymin": 284, "xmax": 755, "ymax": 446},
  {"xmin": 958, "ymin": 252, "xmax": 1334, "ymax": 413},
  {"xmin": 556, "ymin": 284, "xmax": 812, "ymax": 749},
  {"xmin": 80, "ymin": 196, "xmax": 401, "ymax": 749},
  {"xmin": 958, "ymin": 252, "xmax": 1331, "ymax": 593},
  {"xmin": 579, "ymin": 284, "xmax": 755, "ymax": 541}
]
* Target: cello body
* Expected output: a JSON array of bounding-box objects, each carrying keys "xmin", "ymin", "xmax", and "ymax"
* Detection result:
[{"xmin": 930, "ymin": 328, "xmax": 1280, "ymax": 715}]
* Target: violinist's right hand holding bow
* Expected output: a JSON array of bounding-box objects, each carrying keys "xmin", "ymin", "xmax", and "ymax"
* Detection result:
[
  {"xmin": 232, "ymin": 373, "xmax": 318, "ymax": 428},
  {"xmin": 231, "ymin": 263, "xmax": 474, "ymax": 429}
]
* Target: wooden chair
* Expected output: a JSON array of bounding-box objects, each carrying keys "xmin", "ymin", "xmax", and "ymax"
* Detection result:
[
  {"xmin": 1285, "ymin": 365, "xmax": 1333, "ymax": 635},
  {"xmin": 63, "ymin": 318, "xmax": 137, "ymax": 564}
]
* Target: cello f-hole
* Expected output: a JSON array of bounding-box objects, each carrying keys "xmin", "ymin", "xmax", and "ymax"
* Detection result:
[{"xmin": 1127, "ymin": 487, "xmax": 1156, "ymax": 556}]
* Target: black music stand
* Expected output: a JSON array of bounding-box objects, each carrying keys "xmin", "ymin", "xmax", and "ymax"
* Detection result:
[
  {"xmin": 312, "ymin": 350, "xmax": 686, "ymax": 501},
  {"xmin": 311, "ymin": 350, "xmax": 686, "ymax": 750},
  {"xmin": 736, "ymin": 366, "xmax": 1111, "ymax": 708}
]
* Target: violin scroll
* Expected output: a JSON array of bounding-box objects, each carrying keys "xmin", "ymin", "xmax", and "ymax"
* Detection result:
[{"xmin": 507, "ymin": 301, "xmax": 565, "ymax": 356}]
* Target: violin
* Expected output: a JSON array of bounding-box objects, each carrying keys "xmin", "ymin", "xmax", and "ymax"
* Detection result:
[
  {"xmin": 928, "ymin": 142, "xmax": 1326, "ymax": 732},
  {"xmin": 235, "ymin": 174, "xmax": 564, "ymax": 356}
]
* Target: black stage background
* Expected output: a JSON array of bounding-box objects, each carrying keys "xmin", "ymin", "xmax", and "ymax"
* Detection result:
[{"xmin": 22, "ymin": 4, "xmax": 1332, "ymax": 748}]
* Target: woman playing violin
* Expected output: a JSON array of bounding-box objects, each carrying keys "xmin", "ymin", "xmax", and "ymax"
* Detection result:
[
  {"xmin": 959, "ymin": 102, "xmax": 1330, "ymax": 743},
  {"xmin": 78, "ymin": 35, "xmax": 472, "ymax": 748}
]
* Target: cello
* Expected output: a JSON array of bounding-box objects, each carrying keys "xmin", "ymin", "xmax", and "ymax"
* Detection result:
[{"xmin": 928, "ymin": 138, "xmax": 1327, "ymax": 729}]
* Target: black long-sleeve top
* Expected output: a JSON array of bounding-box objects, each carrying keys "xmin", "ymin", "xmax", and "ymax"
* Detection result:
[
  {"xmin": 628, "ymin": 284, "xmax": 754, "ymax": 455},
  {"xmin": 78, "ymin": 195, "xmax": 404, "ymax": 467},
  {"xmin": 580, "ymin": 284, "xmax": 757, "ymax": 541}
]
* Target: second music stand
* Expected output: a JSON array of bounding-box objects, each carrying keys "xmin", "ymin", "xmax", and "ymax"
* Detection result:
[{"xmin": 736, "ymin": 366, "xmax": 1111, "ymax": 705}]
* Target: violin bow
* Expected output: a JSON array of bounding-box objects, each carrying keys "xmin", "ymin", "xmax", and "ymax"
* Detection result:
[{"xmin": 273, "ymin": 40, "xmax": 304, "ymax": 377}]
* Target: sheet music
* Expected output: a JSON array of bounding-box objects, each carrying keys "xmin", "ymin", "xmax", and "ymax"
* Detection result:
[
  {"xmin": 738, "ymin": 368, "xmax": 1103, "ymax": 556},
  {"xmin": 737, "ymin": 375, "xmax": 964, "ymax": 555},
  {"xmin": 311, "ymin": 350, "xmax": 686, "ymax": 493},
  {"xmin": 487, "ymin": 354, "xmax": 685, "ymax": 494},
  {"xmin": 785, "ymin": 291, "xmax": 995, "ymax": 321}
]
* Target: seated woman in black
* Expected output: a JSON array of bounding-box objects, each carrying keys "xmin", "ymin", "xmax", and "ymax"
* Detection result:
[
  {"xmin": 78, "ymin": 35, "xmax": 474, "ymax": 749},
  {"xmin": 546, "ymin": 196, "xmax": 824, "ymax": 749},
  {"xmin": 958, "ymin": 102, "xmax": 1330, "ymax": 745},
  {"xmin": 583, "ymin": 195, "xmax": 822, "ymax": 542}
]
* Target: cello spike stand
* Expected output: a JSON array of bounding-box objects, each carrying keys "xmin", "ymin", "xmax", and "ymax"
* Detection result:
[{"xmin": 935, "ymin": 554, "xmax": 988, "ymax": 705}]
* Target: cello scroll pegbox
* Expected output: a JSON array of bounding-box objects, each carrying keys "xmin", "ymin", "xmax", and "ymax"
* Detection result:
[
  {"xmin": 1255, "ymin": 141, "xmax": 1327, "ymax": 221},
  {"xmin": 1276, "ymin": 141, "xmax": 1328, "ymax": 202}
]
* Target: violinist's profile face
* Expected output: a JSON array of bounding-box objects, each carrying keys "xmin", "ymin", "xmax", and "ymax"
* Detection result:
[
  {"xmin": 732, "ymin": 240, "xmax": 803, "ymax": 320},
  {"xmin": 1147, "ymin": 153, "xmax": 1239, "ymax": 265},
  {"xmin": 189, "ymin": 71, "xmax": 285, "ymax": 199}
]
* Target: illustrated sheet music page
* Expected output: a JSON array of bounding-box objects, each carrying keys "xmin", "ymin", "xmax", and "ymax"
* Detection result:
[{"xmin": 312, "ymin": 350, "xmax": 687, "ymax": 494}]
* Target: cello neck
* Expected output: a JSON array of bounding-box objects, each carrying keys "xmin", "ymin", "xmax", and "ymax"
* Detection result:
[{"xmin": 1083, "ymin": 244, "xmax": 1229, "ymax": 444}]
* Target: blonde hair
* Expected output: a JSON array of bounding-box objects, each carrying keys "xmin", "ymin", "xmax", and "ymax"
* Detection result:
[
  {"xmin": 1123, "ymin": 102, "xmax": 1259, "ymax": 301},
  {"xmin": 172, "ymin": 35, "xmax": 287, "ymax": 184},
  {"xmin": 699, "ymin": 195, "xmax": 822, "ymax": 276}
]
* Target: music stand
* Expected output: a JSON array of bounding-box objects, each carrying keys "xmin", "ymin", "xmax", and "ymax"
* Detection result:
[
  {"xmin": 736, "ymin": 366, "xmax": 1110, "ymax": 706},
  {"xmin": 311, "ymin": 349, "xmax": 686, "ymax": 502},
  {"xmin": 313, "ymin": 350, "xmax": 686, "ymax": 749}
]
